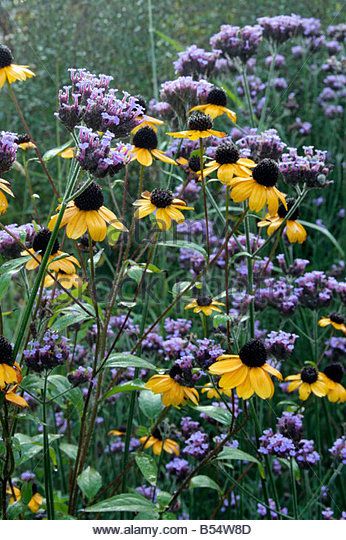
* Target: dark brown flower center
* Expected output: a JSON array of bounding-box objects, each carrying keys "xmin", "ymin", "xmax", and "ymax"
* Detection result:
[
  {"xmin": 188, "ymin": 155, "xmax": 202, "ymax": 172},
  {"xmin": 329, "ymin": 312, "xmax": 345, "ymax": 324},
  {"xmin": 277, "ymin": 197, "xmax": 300, "ymax": 220},
  {"xmin": 300, "ymin": 366, "xmax": 318, "ymax": 384},
  {"xmin": 215, "ymin": 141, "xmax": 240, "ymax": 164},
  {"xmin": 187, "ymin": 111, "xmax": 212, "ymax": 131},
  {"xmin": 14, "ymin": 134, "xmax": 31, "ymax": 145},
  {"xmin": 0, "ymin": 44, "xmax": 13, "ymax": 68},
  {"xmin": 239, "ymin": 339, "xmax": 267, "ymax": 367},
  {"xmin": 134, "ymin": 95, "xmax": 147, "ymax": 113},
  {"xmin": 32, "ymin": 228, "xmax": 60, "ymax": 255},
  {"xmin": 196, "ymin": 295, "xmax": 213, "ymax": 307},
  {"xmin": 74, "ymin": 181, "xmax": 104, "ymax": 211},
  {"xmin": 150, "ymin": 188, "xmax": 173, "ymax": 208},
  {"xmin": 0, "ymin": 335, "xmax": 14, "ymax": 366},
  {"xmin": 323, "ymin": 363, "xmax": 343, "ymax": 383},
  {"xmin": 207, "ymin": 87, "xmax": 227, "ymax": 107},
  {"xmin": 151, "ymin": 428, "xmax": 162, "ymax": 440},
  {"xmin": 252, "ymin": 158, "xmax": 279, "ymax": 187},
  {"xmin": 133, "ymin": 126, "xmax": 157, "ymax": 149}
]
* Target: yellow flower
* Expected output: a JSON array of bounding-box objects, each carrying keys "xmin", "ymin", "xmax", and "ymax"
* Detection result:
[
  {"xmin": 108, "ymin": 427, "xmax": 126, "ymax": 437},
  {"xmin": 15, "ymin": 134, "xmax": 36, "ymax": 151},
  {"xmin": 285, "ymin": 366, "xmax": 328, "ymax": 401},
  {"xmin": 58, "ymin": 147, "xmax": 75, "ymax": 159},
  {"xmin": 190, "ymin": 87, "xmax": 236, "ymax": 123},
  {"xmin": 209, "ymin": 339, "xmax": 282, "ymax": 400},
  {"xmin": 318, "ymin": 313, "xmax": 346, "ymax": 335},
  {"xmin": 6, "ymin": 485, "xmax": 43, "ymax": 513},
  {"xmin": 201, "ymin": 383, "xmax": 232, "ymax": 400},
  {"xmin": 230, "ymin": 158, "xmax": 287, "ymax": 215},
  {"xmin": 257, "ymin": 198, "xmax": 307, "ymax": 244},
  {"xmin": 49, "ymin": 181, "xmax": 127, "ymax": 242},
  {"xmin": 322, "ymin": 363, "xmax": 346, "ymax": 403},
  {"xmin": 167, "ymin": 111, "xmax": 225, "ymax": 141},
  {"xmin": 146, "ymin": 367, "xmax": 199, "ymax": 407},
  {"xmin": 184, "ymin": 295, "xmax": 225, "ymax": 317},
  {"xmin": 133, "ymin": 189, "xmax": 193, "ymax": 230},
  {"xmin": 0, "ymin": 179, "xmax": 14, "ymax": 215},
  {"xmin": 4, "ymin": 384, "xmax": 28, "ymax": 408},
  {"xmin": 43, "ymin": 271, "xmax": 82, "ymax": 290},
  {"xmin": 0, "ymin": 44, "xmax": 35, "ymax": 89},
  {"xmin": 201, "ymin": 141, "xmax": 256, "ymax": 184},
  {"xmin": 21, "ymin": 227, "xmax": 80, "ymax": 274},
  {"xmin": 132, "ymin": 95, "xmax": 164, "ymax": 133},
  {"xmin": 130, "ymin": 127, "xmax": 175, "ymax": 167},
  {"xmin": 139, "ymin": 429, "xmax": 180, "ymax": 456},
  {"xmin": 0, "ymin": 336, "xmax": 20, "ymax": 390}
]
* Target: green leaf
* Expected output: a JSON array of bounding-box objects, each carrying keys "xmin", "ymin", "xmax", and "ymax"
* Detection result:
[
  {"xmin": 0, "ymin": 273, "xmax": 12, "ymax": 300},
  {"xmin": 103, "ymin": 379, "xmax": 146, "ymax": 399},
  {"xmin": 194, "ymin": 405, "xmax": 232, "ymax": 426},
  {"xmin": 278, "ymin": 457, "xmax": 301, "ymax": 481},
  {"xmin": 60, "ymin": 443, "xmax": 78, "ymax": 461},
  {"xmin": 135, "ymin": 454, "xmax": 158, "ymax": 486},
  {"xmin": 78, "ymin": 467, "xmax": 102, "ymax": 500},
  {"xmin": 190, "ymin": 475, "xmax": 221, "ymax": 492},
  {"xmin": 138, "ymin": 390, "xmax": 163, "ymax": 419},
  {"xmin": 217, "ymin": 447, "xmax": 265, "ymax": 478},
  {"xmin": 0, "ymin": 256, "xmax": 28, "ymax": 275},
  {"xmin": 84, "ymin": 493, "xmax": 156, "ymax": 513},
  {"xmin": 299, "ymin": 220, "xmax": 344, "ymax": 257},
  {"xmin": 154, "ymin": 30, "xmax": 184, "ymax": 51},
  {"xmin": 42, "ymin": 140, "xmax": 73, "ymax": 161},
  {"xmin": 157, "ymin": 240, "xmax": 207, "ymax": 259},
  {"xmin": 49, "ymin": 306, "xmax": 93, "ymax": 332},
  {"xmin": 103, "ymin": 354, "xmax": 158, "ymax": 371}
]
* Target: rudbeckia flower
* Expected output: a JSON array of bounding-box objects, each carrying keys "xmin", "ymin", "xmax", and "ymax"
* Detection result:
[
  {"xmin": 15, "ymin": 134, "xmax": 36, "ymax": 151},
  {"xmin": 322, "ymin": 363, "xmax": 346, "ymax": 403},
  {"xmin": 201, "ymin": 141, "xmax": 256, "ymax": 184},
  {"xmin": 108, "ymin": 426, "xmax": 126, "ymax": 437},
  {"xmin": 0, "ymin": 336, "xmax": 19, "ymax": 389},
  {"xmin": 285, "ymin": 366, "xmax": 328, "ymax": 401},
  {"xmin": 49, "ymin": 181, "xmax": 127, "ymax": 242},
  {"xmin": 230, "ymin": 158, "xmax": 287, "ymax": 215},
  {"xmin": 21, "ymin": 228, "xmax": 80, "ymax": 274},
  {"xmin": 201, "ymin": 383, "xmax": 232, "ymax": 400},
  {"xmin": 130, "ymin": 127, "xmax": 175, "ymax": 167},
  {"xmin": 146, "ymin": 364, "xmax": 199, "ymax": 407},
  {"xmin": 209, "ymin": 339, "xmax": 282, "ymax": 400},
  {"xmin": 0, "ymin": 44, "xmax": 35, "ymax": 89},
  {"xmin": 318, "ymin": 312, "xmax": 346, "ymax": 334},
  {"xmin": 139, "ymin": 429, "xmax": 180, "ymax": 456},
  {"xmin": 132, "ymin": 95, "xmax": 164, "ymax": 134},
  {"xmin": 184, "ymin": 295, "xmax": 225, "ymax": 316},
  {"xmin": 58, "ymin": 147, "xmax": 75, "ymax": 159},
  {"xmin": 167, "ymin": 111, "xmax": 225, "ymax": 141},
  {"xmin": 257, "ymin": 198, "xmax": 307, "ymax": 244},
  {"xmin": 176, "ymin": 154, "xmax": 203, "ymax": 179},
  {"xmin": 4, "ymin": 384, "xmax": 28, "ymax": 408},
  {"xmin": 133, "ymin": 188, "xmax": 193, "ymax": 230},
  {"xmin": 6, "ymin": 485, "xmax": 43, "ymax": 513},
  {"xmin": 0, "ymin": 178, "xmax": 14, "ymax": 214},
  {"xmin": 43, "ymin": 271, "xmax": 82, "ymax": 290},
  {"xmin": 190, "ymin": 86, "xmax": 236, "ymax": 122}
]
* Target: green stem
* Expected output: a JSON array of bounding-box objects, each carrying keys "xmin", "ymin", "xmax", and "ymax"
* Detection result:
[
  {"xmin": 290, "ymin": 458, "xmax": 298, "ymax": 519},
  {"xmin": 147, "ymin": 0, "xmax": 158, "ymax": 100},
  {"xmin": 199, "ymin": 138, "xmax": 210, "ymax": 261},
  {"xmin": 225, "ymin": 187, "xmax": 231, "ymax": 347},
  {"xmin": 42, "ymin": 372, "xmax": 55, "ymax": 520},
  {"xmin": 244, "ymin": 203, "xmax": 255, "ymax": 338},
  {"xmin": 241, "ymin": 64, "xmax": 256, "ymax": 128},
  {"xmin": 258, "ymin": 44, "xmax": 277, "ymax": 131}
]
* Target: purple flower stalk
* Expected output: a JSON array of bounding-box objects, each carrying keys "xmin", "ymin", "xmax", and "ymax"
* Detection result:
[
  {"xmin": 210, "ymin": 25, "xmax": 263, "ymax": 62},
  {"xmin": 0, "ymin": 131, "xmax": 18, "ymax": 175}
]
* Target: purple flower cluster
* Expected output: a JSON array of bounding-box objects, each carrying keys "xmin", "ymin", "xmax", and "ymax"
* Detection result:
[
  {"xmin": 158, "ymin": 77, "xmax": 212, "ymax": 121},
  {"xmin": 255, "ymin": 277, "xmax": 299, "ymax": 314},
  {"xmin": 257, "ymin": 14, "xmax": 303, "ymax": 43},
  {"xmin": 0, "ymin": 131, "xmax": 18, "ymax": 175},
  {"xmin": 183, "ymin": 430, "xmax": 209, "ymax": 458},
  {"xmin": 236, "ymin": 128, "xmax": 286, "ymax": 161},
  {"xmin": 23, "ymin": 331, "xmax": 70, "ymax": 372},
  {"xmin": 329, "ymin": 436, "xmax": 346, "ymax": 464},
  {"xmin": 67, "ymin": 366, "xmax": 93, "ymax": 386},
  {"xmin": 0, "ymin": 223, "xmax": 35, "ymax": 258},
  {"xmin": 164, "ymin": 317, "xmax": 192, "ymax": 337},
  {"xmin": 295, "ymin": 271, "xmax": 339, "ymax": 309},
  {"xmin": 277, "ymin": 412, "xmax": 303, "ymax": 442},
  {"xmin": 318, "ymin": 74, "xmax": 345, "ymax": 119},
  {"xmin": 276, "ymin": 255, "xmax": 310, "ymax": 277},
  {"xmin": 295, "ymin": 439, "xmax": 320, "ymax": 467},
  {"xmin": 166, "ymin": 457, "xmax": 190, "ymax": 478},
  {"xmin": 210, "ymin": 25, "xmax": 263, "ymax": 62},
  {"xmin": 174, "ymin": 45, "xmax": 220, "ymax": 79},
  {"xmin": 325, "ymin": 337, "xmax": 346, "ymax": 362},
  {"xmin": 265, "ymin": 331, "xmax": 299, "ymax": 360},
  {"xmin": 76, "ymin": 127, "xmax": 132, "ymax": 178},
  {"xmin": 259, "ymin": 428, "xmax": 296, "ymax": 458},
  {"xmin": 279, "ymin": 146, "xmax": 332, "ymax": 188},
  {"xmin": 57, "ymin": 68, "xmax": 142, "ymax": 136},
  {"xmin": 180, "ymin": 416, "xmax": 200, "ymax": 437}
]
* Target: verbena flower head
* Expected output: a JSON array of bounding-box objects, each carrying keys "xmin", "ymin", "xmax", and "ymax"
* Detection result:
[
  {"xmin": 0, "ymin": 223, "xmax": 35, "ymax": 258},
  {"xmin": 24, "ymin": 331, "xmax": 70, "ymax": 372},
  {"xmin": 166, "ymin": 457, "xmax": 190, "ymax": 479},
  {"xmin": 295, "ymin": 439, "xmax": 320, "ymax": 467},
  {"xmin": 259, "ymin": 428, "xmax": 296, "ymax": 458},
  {"xmin": 67, "ymin": 366, "xmax": 93, "ymax": 386},
  {"xmin": 236, "ymin": 128, "xmax": 286, "ymax": 161},
  {"xmin": 279, "ymin": 146, "xmax": 332, "ymax": 188},
  {"xmin": 0, "ymin": 131, "xmax": 18, "ymax": 174},
  {"xmin": 210, "ymin": 25, "xmax": 263, "ymax": 62},
  {"xmin": 183, "ymin": 430, "xmax": 209, "ymax": 458},
  {"xmin": 174, "ymin": 45, "xmax": 220, "ymax": 78},
  {"xmin": 329, "ymin": 436, "xmax": 346, "ymax": 464},
  {"xmin": 265, "ymin": 331, "xmax": 299, "ymax": 360},
  {"xmin": 257, "ymin": 14, "xmax": 303, "ymax": 43},
  {"xmin": 77, "ymin": 127, "xmax": 132, "ymax": 177},
  {"xmin": 257, "ymin": 499, "xmax": 288, "ymax": 519},
  {"xmin": 277, "ymin": 412, "xmax": 303, "ymax": 442},
  {"xmin": 159, "ymin": 77, "xmax": 213, "ymax": 121},
  {"xmin": 295, "ymin": 271, "xmax": 338, "ymax": 309}
]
